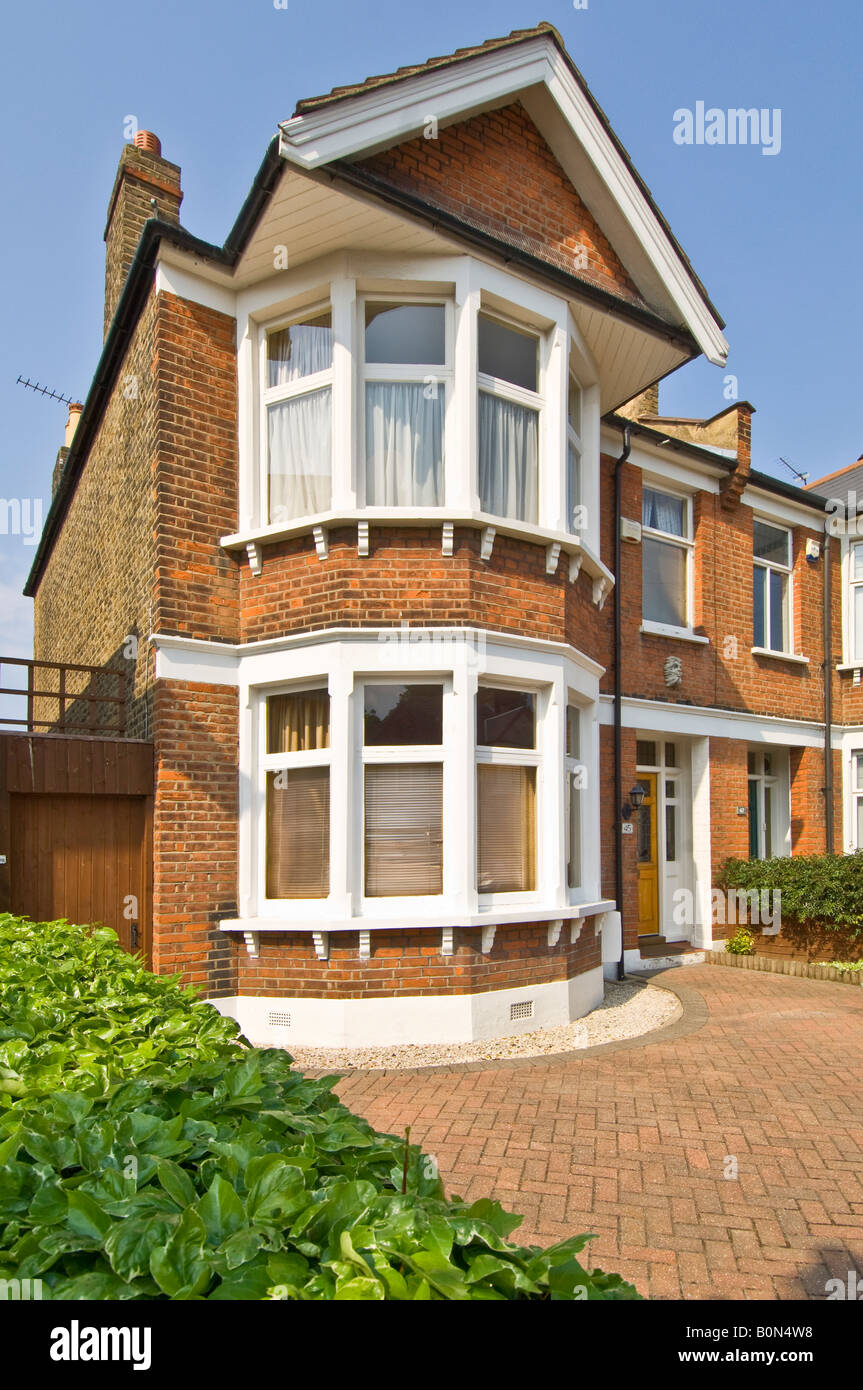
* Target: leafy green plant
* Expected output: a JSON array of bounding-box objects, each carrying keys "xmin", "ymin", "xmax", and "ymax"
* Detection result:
[
  {"xmin": 719, "ymin": 852, "xmax": 863, "ymax": 934},
  {"xmin": 0, "ymin": 914, "xmax": 641, "ymax": 1301},
  {"xmin": 816, "ymin": 960, "xmax": 863, "ymax": 972},
  {"xmin": 724, "ymin": 927, "xmax": 756, "ymax": 955}
]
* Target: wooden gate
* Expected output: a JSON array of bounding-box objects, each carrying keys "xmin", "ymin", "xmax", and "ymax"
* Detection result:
[{"xmin": 0, "ymin": 734, "xmax": 153, "ymax": 959}]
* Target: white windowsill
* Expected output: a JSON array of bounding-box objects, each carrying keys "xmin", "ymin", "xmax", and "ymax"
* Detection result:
[
  {"xmin": 640, "ymin": 622, "xmax": 709, "ymax": 645},
  {"xmin": 836, "ymin": 663, "xmax": 863, "ymax": 673},
  {"xmin": 220, "ymin": 900, "xmax": 616, "ymax": 935},
  {"xmin": 750, "ymin": 647, "xmax": 810, "ymax": 665},
  {"xmin": 220, "ymin": 508, "xmax": 613, "ymax": 585}
]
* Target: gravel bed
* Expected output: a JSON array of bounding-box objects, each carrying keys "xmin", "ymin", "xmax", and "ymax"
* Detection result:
[{"xmin": 287, "ymin": 976, "xmax": 681, "ymax": 1072}]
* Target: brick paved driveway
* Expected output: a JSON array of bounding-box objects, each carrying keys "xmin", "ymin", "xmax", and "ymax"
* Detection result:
[{"xmin": 334, "ymin": 965, "xmax": 863, "ymax": 1299}]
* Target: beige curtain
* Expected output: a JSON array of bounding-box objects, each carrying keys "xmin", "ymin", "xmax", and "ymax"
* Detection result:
[
  {"xmin": 267, "ymin": 691, "xmax": 330, "ymax": 754},
  {"xmin": 477, "ymin": 764, "xmax": 536, "ymax": 893}
]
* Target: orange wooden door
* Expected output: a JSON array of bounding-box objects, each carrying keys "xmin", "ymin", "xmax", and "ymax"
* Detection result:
[
  {"xmin": 636, "ymin": 774, "xmax": 659, "ymax": 936},
  {"xmin": 9, "ymin": 793, "xmax": 151, "ymax": 958}
]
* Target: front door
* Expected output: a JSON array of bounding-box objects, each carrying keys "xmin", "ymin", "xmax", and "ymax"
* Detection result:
[{"xmin": 636, "ymin": 774, "xmax": 659, "ymax": 936}]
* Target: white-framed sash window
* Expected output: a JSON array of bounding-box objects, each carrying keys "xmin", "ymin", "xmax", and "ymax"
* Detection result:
[
  {"xmin": 850, "ymin": 543, "xmax": 863, "ymax": 663},
  {"xmin": 747, "ymin": 748, "xmax": 783, "ymax": 860},
  {"xmin": 477, "ymin": 312, "xmax": 542, "ymax": 524},
  {"xmin": 566, "ymin": 376, "xmax": 583, "ymax": 535},
  {"xmin": 362, "ymin": 299, "xmax": 451, "ymax": 507},
  {"xmin": 566, "ymin": 704, "xmax": 583, "ymax": 890},
  {"xmin": 641, "ymin": 485, "xmax": 693, "ymax": 631},
  {"xmin": 262, "ymin": 687, "xmax": 331, "ymax": 900},
  {"xmin": 853, "ymin": 750, "xmax": 863, "ymax": 850},
  {"xmin": 753, "ymin": 519, "xmax": 792, "ymax": 653},
  {"xmin": 262, "ymin": 307, "xmax": 333, "ymax": 524},
  {"xmin": 476, "ymin": 685, "xmax": 540, "ymax": 897}
]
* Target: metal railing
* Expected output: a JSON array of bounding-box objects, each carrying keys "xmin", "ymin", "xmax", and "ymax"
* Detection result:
[{"xmin": 0, "ymin": 657, "xmax": 127, "ymax": 735}]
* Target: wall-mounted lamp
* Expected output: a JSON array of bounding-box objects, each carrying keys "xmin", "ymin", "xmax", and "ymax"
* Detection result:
[{"xmin": 621, "ymin": 784, "xmax": 646, "ymax": 822}]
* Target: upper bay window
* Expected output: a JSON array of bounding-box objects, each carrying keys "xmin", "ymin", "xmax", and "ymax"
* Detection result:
[
  {"xmin": 363, "ymin": 302, "xmax": 448, "ymax": 507},
  {"xmin": 753, "ymin": 520, "xmax": 792, "ymax": 652},
  {"xmin": 477, "ymin": 313, "xmax": 540, "ymax": 524},
  {"xmin": 264, "ymin": 311, "xmax": 333, "ymax": 524},
  {"xmin": 642, "ymin": 487, "xmax": 692, "ymax": 630}
]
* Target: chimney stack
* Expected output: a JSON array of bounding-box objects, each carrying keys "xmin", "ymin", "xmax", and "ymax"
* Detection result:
[
  {"xmin": 103, "ymin": 130, "xmax": 182, "ymax": 337},
  {"xmin": 52, "ymin": 402, "xmax": 84, "ymax": 497}
]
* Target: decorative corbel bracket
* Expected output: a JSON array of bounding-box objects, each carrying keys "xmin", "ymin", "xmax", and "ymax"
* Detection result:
[
  {"xmin": 481, "ymin": 924, "xmax": 496, "ymax": 954},
  {"xmin": 243, "ymin": 930, "xmax": 260, "ymax": 958},
  {"xmin": 312, "ymin": 931, "xmax": 329, "ymax": 960},
  {"xmin": 546, "ymin": 542, "xmax": 561, "ymax": 576},
  {"xmin": 480, "ymin": 525, "xmax": 496, "ymax": 562},
  {"xmin": 568, "ymin": 553, "xmax": 583, "ymax": 585},
  {"xmin": 313, "ymin": 525, "xmax": 329, "ymax": 561},
  {"xmin": 570, "ymin": 919, "xmax": 584, "ymax": 945},
  {"xmin": 442, "ymin": 521, "xmax": 454, "ymax": 556},
  {"xmin": 592, "ymin": 575, "xmax": 612, "ymax": 609},
  {"xmin": 245, "ymin": 542, "xmax": 263, "ymax": 577},
  {"xmin": 547, "ymin": 919, "xmax": 563, "ymax": 948},
  {"xmin": 441, "ymin": 926, "xmax": 454, "ymax": 956},
  {"xmin": 357, "ymin": 522, "xmax": 369, "ymax": 557},
  {"xmin": 358, "ymin": 930, "xmax": 371, "ymax": 960}
]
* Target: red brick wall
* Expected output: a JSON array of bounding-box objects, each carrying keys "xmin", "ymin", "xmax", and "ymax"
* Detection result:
[
  {"xmin": 358, "ymin": 101, "xmax": 642, "ymax": 305},
  {"xmin": 152, "ymin": 679, "xmax": 239, "ymax": 994},
  {"xmin": 237, "ymin": 919, "xmax": 601, "ymax": 999}
]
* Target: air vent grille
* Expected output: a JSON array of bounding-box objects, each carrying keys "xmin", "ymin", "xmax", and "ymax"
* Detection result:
[
  {"xmin": 268, "ymin": 1011, "xmax": 292, "ymax": 1028},
  {"xmin": 510, "ymin": 1000, "xmax": 533, "ymax": 1021}
]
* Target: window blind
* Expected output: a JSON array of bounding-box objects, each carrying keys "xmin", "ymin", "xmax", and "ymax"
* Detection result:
[
  {"xmin": 364, "ymin": 763, "xmax": 443, "ymax": 897},
  {"xmin": 477, "ymin": 764, "xmax": 536, "ymax": 893},
  {"xmin": 266, "ymin": 767, "xmax": 330, "ymax": 898}
]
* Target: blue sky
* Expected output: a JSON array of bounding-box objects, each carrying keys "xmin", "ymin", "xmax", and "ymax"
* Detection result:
[{"xmin": 0, "ymin": 0, "xmax": 860, "ymax": 658}]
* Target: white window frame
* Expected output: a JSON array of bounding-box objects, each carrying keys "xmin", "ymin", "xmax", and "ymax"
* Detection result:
[
  {"xmin": 565, "ymin": 700, "xmax": 587, "ymax": 895},
  {"xmin": 358, "ymin": 677, "xmax": 449, "ymax": 910},
  {"xmin": 477, "ymin": 307, "xmax": 545, "ymax": 526},
  {"xmin": 852, "ymin": 750, "xmax": 863, "ymax": 851},
  {"xmin": 752, "ymin": 518, "xmax": 793, "ymax": 655},
  {"xmin": 259, "ymin": 299, "xmax": 334, "ymax": 526},
  {"xmin": 258, "ymin": 680, "xmax": 333, "ymax": 910},
  {"xmin": 849, "ymin": 541, "xmax": 863, "ymax": 665},
  {"xmin": 475, "ymin": 680, "xmax": 545, "ymax": 907},
  {"xmin": 640, "ymin": 482, "xmax": 694, "ymax": 638},
  {"xmin": 747, "ymin": 748, "xmax": 790, "ymax": 861},
  {"xmin": 566, "ymin": 373, "xmax": 584, "ymax": 536},
  {"xmin": 359, "ymin": 294, "xmax": 455, "ymax": 510}
]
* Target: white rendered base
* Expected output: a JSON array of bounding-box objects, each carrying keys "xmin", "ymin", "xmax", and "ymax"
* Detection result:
[{"xmin": 209, "ymin": 967, "xmax": 604, "ymax": 1048}]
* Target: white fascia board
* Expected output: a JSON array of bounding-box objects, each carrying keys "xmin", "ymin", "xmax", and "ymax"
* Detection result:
[
  {"xmin": 279, "ymin": 42, "xmax": 551, "ymax": 168},
  {"xmin": 155, "ymin": 259, "xmax": 238, "ymax": 318},
  {"xmin": 280, "ymin": 35, "xmax": 726, "ymax": 368},
  {"xmin": 741, "ymin": 485, "xmax": 826, "ymax": 531},
  {"xmin": 598, "ymin": 693, "xmax": 839, "ymax": 748},
  {"xmin": 611, "ymin": 434, "xmax": 723, "ymax": 493}
]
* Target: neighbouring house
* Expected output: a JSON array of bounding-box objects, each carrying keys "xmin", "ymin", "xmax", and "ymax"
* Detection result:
[{"xmin": 7, "ymin": 23, "xmax": 860, "ymax": 1045}]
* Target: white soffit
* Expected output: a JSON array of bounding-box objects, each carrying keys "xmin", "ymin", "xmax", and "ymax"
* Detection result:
[{"xmin": 278, "ymin": 33, "xmax": 728, "ymax": 367}]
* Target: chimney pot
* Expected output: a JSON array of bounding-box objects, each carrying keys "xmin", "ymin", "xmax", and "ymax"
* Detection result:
[
  {"xmin": 65, "ymin": 402, "xmax": 83, "ymax": 449},
  {"xmin": 133, "ymin": 130, "xmax": 162, "ymax": 156}
]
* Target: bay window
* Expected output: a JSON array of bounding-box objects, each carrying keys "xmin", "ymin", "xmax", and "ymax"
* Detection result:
[
  {"xmin": 753, "ymin": 520, "xmax": 792, "ymax": 652},
  {"xmin": 264, "ymin": 310, "xmax": 333, "ymax": 523},
  {"xmin": 851, "ymin": 543, "xmax": 863, "ymax": 663},
  {"xmin": 363, "ymin": 302, "xmax": 448, "ymax": 506},
  {"xmin": 642, "ymin": 487, "xmax": 691, "ymax": 629},
  {"xmin": 477, "ymin": 313, "xmax": 540, "ymax": 523},
  {"xmin": 476, "ymin": 686, "xmax": 538, "ymax": 893},
  {"xmin": 264, "ymin": 689, "xmax": 330, "ymax": 898},
  {"xmin": 363, "ymin": 684, "xmax": 444, "ymax": 896}
]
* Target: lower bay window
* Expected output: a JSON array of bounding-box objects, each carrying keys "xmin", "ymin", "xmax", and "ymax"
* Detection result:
[{"xmin": 252, "ymin": 640, "xmax": 599, "ymax": 922}]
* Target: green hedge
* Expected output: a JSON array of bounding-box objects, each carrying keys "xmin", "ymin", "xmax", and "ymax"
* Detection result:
[
  {"xmin": 0, "ymin": 914, "xmax": 640, "ymax": 1301},
  {"xmin": 718, "ymin": 851, "xmax": 863, "ymax": 935}
]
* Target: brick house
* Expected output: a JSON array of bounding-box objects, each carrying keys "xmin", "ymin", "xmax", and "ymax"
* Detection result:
[{"xmin": 20, "ymin": 24, "xmax": 857, "ymax": 1046}]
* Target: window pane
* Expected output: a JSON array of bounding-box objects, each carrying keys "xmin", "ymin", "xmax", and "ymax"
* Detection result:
[
  {"xmin": 268, "ymin": 388, "xmax": 332, "ymax": 522},
  {"xmin": 642, "ymin": 537, "xmax": 686, "ymax": 627},
  {"xmin": 855, "ymin": 585, "xmax": 863, "ymax": 661},
  {"xmin": 365, "ymin": 382, "xmax": 444, "ymax": 505},
  {"xmin": 856, "ymin": 751, "xmax": 863, "ymax": 792},
  {"xmin": 267, "ymin": 690, "xmax": 329, "ymax": 754},
  {"xmin": 747, "ymin": 751, "xmax": 757, "ymax": 774},
  {"xmin": 478, "ymin": 314, "xmax": 538, "ymax": 391},
  {"xmin": 636, "ymin": 741, "xmax": 656, "ymax": 766},
  {"xmin": 267, "ymin": 313, "xmax": 332, "ymax": 388},
  {"xmin": 365, "ymin": 764, "xmax": 442, "ymax": 896},
  {"xmin": 763, "ymin": 753, "xmax": 772, "ymax": 776},
  {"xmin": 636, "ymin": 784, "xmax": 653, "ymax": 863},
  {"xmin": 857, "ymin": 795, "xmax": 863, "ymax": 849},
  {"xmin": 476, "ymin": 688, "xmax": 535, "ymax": 748},
  {"xmin": 477, "ymin": 764, "xmax": 536, "ymax": 892},
  {"xmin": 665, "ymin": 803, "xmax": 676, "ymax": 862},
  {"xmin": 566, "ymin": 706, "xmax": 580, "ymax": 759},
  {"xmin": 568, "ymin": 377, "xmax": 582, "ymax": 435},
  {"xmin": 748, "ymin": 778, "xmax": 759, "ymax": 858},
  {"xmin": 478, "ymin": 391, "xmax": 538, "ymax": 523},
  {"xmin": 753, "ymin": 565, "xmax": 766, "ymax": 648},
  {"xmin": 642, "ymin": 488, "xmax": 684, "ymax": 537},
  {"xmin": 853, "ymin": 544, "xmax": 863, "ymax": 580},
  {"xmin": 665, "ymin": 743, "xmax": 677, "ymax": 767},
  {"xmin": 753, "ymin": 520, "xmax": 790, "ymax": 565},
  {"xmin": 764, "ymin": 784, "xmax": 773, "ymax": 858},
  {"xmin": 364, "ymin": 303, "xmax": 445, "ymax": 365},
  {"xmin": 769, "ymin": 569, "xmax": 787, "ymax": 650},
  {"xmin": 567, "ymin": 442, "xmax": 581, "ymax": 533},
  {"xmin": 364, "ymin": 685, "xmax": 443, "ymax": 745},
  {"xmin": 567, "ymin": 772, "xmax": 581, "ymax": 889},
  {"xmin": 266, "ymin": 767, "xmax": 329, "ymax": 898}
]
